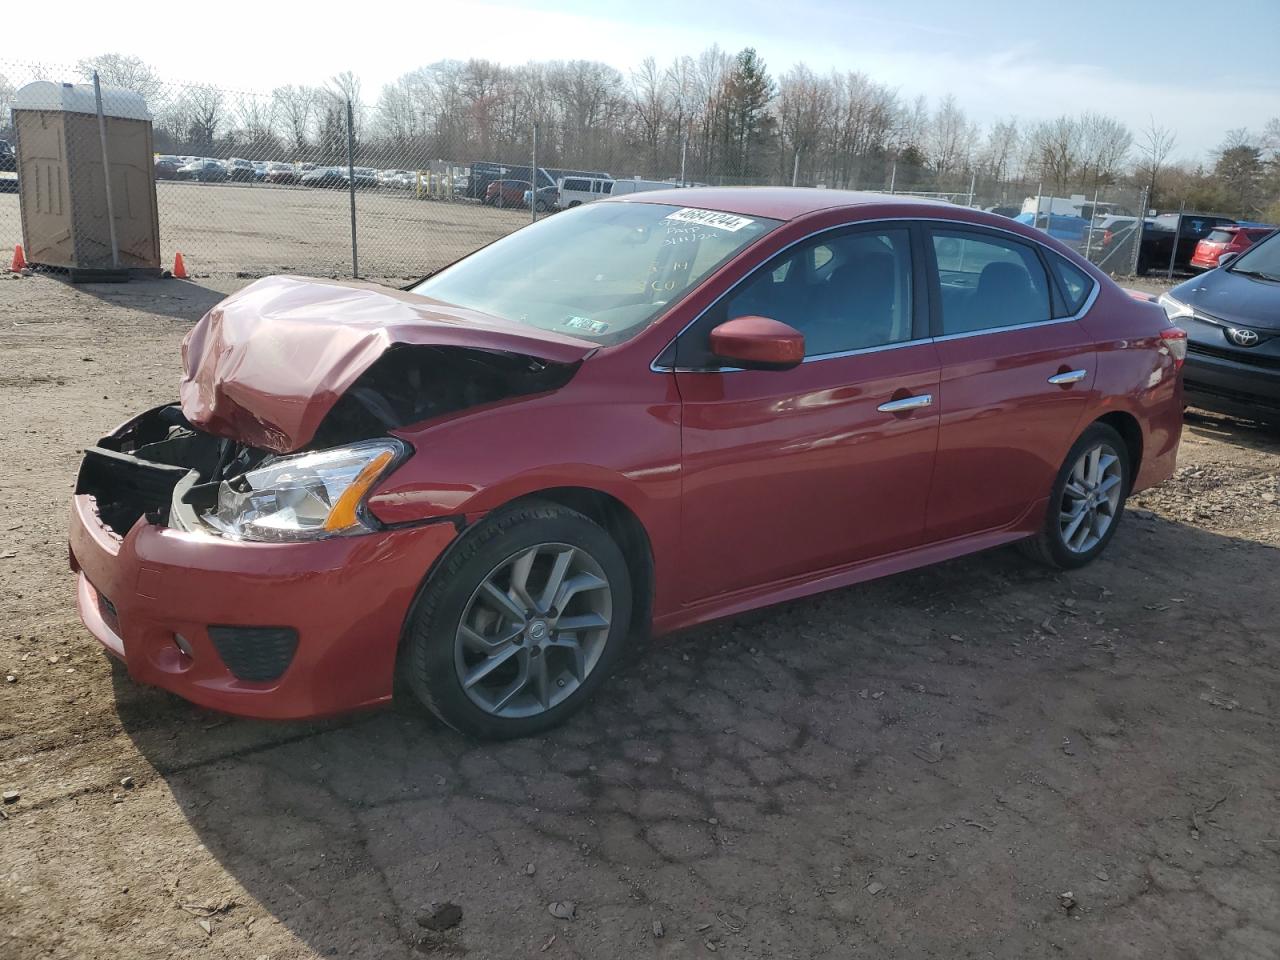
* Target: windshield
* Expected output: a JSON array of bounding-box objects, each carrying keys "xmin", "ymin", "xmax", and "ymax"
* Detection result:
[
  {"xmin": 1230, "ymin": 230, "xmax": 1280, "ymax": 280},
  {"xmin": 409, "ymin": 202, "xmax": 781, "ymax": 345}
]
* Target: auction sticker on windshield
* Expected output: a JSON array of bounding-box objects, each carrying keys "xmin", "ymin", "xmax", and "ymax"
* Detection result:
[{"xmin": 664, "ymin": 208, "xmax": 756, "ymax": 232}]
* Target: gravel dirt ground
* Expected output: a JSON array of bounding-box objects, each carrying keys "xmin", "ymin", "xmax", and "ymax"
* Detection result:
[{"xmin": 2, "ymin": 268, "xmax": 1279, "ymax": 960}]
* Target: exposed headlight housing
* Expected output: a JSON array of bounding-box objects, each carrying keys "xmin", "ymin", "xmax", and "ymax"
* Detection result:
[
  {"xmin": 1157, "ymin": 292, "xmax": 1194, "ymax": 324},
  {"xmin": 200, "ymin": 439, "xmax": 406, "ymax": 542}
]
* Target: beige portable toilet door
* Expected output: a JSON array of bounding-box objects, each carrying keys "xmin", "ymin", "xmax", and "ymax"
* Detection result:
[{"xmin": 16, "ymin": 110, "xmax": 75, "ymax": 269}]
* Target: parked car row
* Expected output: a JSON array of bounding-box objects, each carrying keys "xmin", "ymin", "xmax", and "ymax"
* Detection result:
[
  {"xmin": 483, "ymin": 175, "xmax": 686, "ymax": 212},
  {"xmin": 153, "ymin": 155, "xmax": 459, "ymax": 193}
]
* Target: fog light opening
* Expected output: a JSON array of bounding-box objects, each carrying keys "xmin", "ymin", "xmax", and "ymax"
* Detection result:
[{"xmin": 173, "ymin": 633, "xmax": 195, "ymax": 660}]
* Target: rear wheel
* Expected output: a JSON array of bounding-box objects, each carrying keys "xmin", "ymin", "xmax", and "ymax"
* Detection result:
[
  {"xmin": 1021, "ymin": 423, "xmax": 1130, "ymax": 569},
  {"xmin": 400, "ymin": 501, "xmax": 633, "ymax": 739}
]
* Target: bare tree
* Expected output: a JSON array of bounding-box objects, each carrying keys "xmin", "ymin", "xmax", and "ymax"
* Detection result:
[
  {"xmin": 74, "ymin": 53, "xmax": 163, "ymax": 102},
  {"xmin": 1028, "ymin": 115, "xmax": 1083, "ymax": 193},
  {"xmin": 927, "ymin": 95, "xmax": 977, "ymax": 181},
  {"xmin": 1078, "ymin": 112, "xmax": 1132, "ymax": 191},
  {"xmin": 171, "ymin": 85, "xmax": 225, "ymax": 155},
  {"xmin": 632, "ymin": 57, "xmax": 671, "ymax": 171},
  {"xmin": 1135, "ymin": 118, "xmax": 1176, "ymax": 207},
  {"xmin": 272, "ymin": 85, "xmax": 318, "ymax": 157}
]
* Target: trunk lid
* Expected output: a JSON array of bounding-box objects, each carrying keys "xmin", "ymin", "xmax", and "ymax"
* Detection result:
[{"xmin": 180, "ymin": 275, "xmax": 597, "ymax": 453}]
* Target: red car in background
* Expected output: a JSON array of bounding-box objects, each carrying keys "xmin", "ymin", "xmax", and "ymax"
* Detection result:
[
  {"xmin": 69, "ymin": 189, "xmax": 1184, "ymax": 738},
  {"xmin": 1190, "ymin": 225, "xmax": 1275, "ymax": 270},
  {"xmin": 484, "ymin": 179, "xmax": 531, "ymax": 208}
]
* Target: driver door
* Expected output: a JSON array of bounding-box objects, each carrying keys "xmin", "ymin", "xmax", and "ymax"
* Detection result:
[{"xmin": 671, "ymin": 223, "xmax": 941, "ymax": 604}]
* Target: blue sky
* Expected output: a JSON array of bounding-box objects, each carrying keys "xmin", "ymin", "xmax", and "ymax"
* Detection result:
[{"xmin": 15, "ymin": 0, "xmax": 1280, "ymax": 157}]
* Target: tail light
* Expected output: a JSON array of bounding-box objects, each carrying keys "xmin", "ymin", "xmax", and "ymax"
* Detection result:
[{"xmin": 1160, "ymin": 327, "xmax": 1187, "ymax": 368}]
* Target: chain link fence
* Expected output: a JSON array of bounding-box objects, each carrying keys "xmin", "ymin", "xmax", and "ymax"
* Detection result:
[{"xmin": 0, "ymin": 58, "xmax": 1225, "ymax": 284}]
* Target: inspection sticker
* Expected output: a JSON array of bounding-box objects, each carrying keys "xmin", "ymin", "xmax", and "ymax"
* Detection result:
[
  {"xmin": 563, "ymin": 315, "xmax": 609, "ymax": 334},
  {"xmin": 663, "ymin": 208, "xmax": 755, "ymax": 232}
]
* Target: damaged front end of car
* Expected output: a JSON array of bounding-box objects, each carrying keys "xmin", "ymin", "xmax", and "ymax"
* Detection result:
[
  {"xmin": 75, "ymin": 274, "xmax": 596, "ymax": 542},
  {"xmin": 76, "ymin": 343, "xmax": 582, "ymax": 543}
]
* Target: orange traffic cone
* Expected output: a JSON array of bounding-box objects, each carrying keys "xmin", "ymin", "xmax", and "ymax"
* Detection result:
[
  {"xmin": 10, "ymin": 243, "xmax": 25, "ymax": 272},
  {"xmin": 172, "ymin": 251, "xmax": 188, "ymax": 279}
]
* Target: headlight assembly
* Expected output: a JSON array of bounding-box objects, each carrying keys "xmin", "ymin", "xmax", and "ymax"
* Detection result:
[
  {"xmin": 1157, "ymin": 292, "xmax": 1193, "ymax": 324},
  {"xmin": 200, "ymin": 439, "xmax": 406, "ymax": 542}
]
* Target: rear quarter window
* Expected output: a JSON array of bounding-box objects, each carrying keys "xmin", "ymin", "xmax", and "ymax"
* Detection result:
[{"xmin": 1048, "ymin": 253, "xmax": 1095, "ymax": 316}]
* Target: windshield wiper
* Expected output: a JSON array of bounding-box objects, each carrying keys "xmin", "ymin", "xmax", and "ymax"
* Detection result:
[{"xmin": 1231, "ymin": 268, "xmax": 1280, "ymax": 282}]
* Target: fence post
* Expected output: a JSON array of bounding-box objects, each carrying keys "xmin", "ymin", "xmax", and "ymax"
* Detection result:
[
  {"xmin": 966, "ymin": 170, "xmax": 976, "ymax": 208},
  {"xmin": 346, "ymin": 99, "xmax": 358, "ymax": 279},
  {"xmin": 531, "ymin": 121, "xmax": 538, "ymax": 224},
  {"xmin": 1166, "ymin": 200, "xmax": 1184, "ymax": 280},
  {"xmin": 889, "ymin": 162, "xmax": 896, "ymax": 194},
  {"xmin": 1083, "ymin": 187, "xmax": 1100, "ymax": 262},
  {"xmin": 791, "ymin": 149, "xmax": 800, "ymax": 187},
  {"xmin": 679, "ymin": 134, "xmax": 687, "ymax": 187},
  {"xmin": 92, "ymin": 72, "xmax": 121, "ymax": 270},
  {"xmin": 1129, "ymin": 187, "xmax": 1148, "ymax": 276}
]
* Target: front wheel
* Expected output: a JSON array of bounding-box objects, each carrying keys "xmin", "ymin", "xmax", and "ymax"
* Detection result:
[
  {"xmin": 1021, "ymin": 423, "xmax": 1130, "ymax": 569},
  {"xmin": 400, "ymin": 501, "xmax": 633, "ymax": 739}
]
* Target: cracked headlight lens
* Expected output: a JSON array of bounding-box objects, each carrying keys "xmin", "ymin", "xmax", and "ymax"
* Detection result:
[{"xmin": 202, "ymin": 439, "xmax": 405, "ymax": 542}]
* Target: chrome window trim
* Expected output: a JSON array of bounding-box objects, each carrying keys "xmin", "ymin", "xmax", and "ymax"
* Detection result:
[{"xmin": 650, "ymin": 214, "xmax": 1101, "ymax": 374}]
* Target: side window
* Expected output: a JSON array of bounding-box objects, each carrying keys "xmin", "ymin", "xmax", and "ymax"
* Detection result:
[
  {"xmin": 563, "ymin": 178, "xmax": 586, "ymax": 192},
  {"xmin": 1048, "ymin": 253, "xmax": 1093, "ymax": 316},
  {"xmin": 678, "ymin": 226, "xmax": 915, "ymax": 366},
  {"xmin": 599, "ymin": 181, "xmax": 613, "ymax": 195},
  {"xmin": 931, "ymin": 230, "xmax": 1051, "ymax": 335}
]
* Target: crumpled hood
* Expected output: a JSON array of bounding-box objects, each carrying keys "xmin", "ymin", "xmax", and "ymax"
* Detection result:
[{"xmin": 180, "ymin": 275, "xmax": 596, "ymax": 453}]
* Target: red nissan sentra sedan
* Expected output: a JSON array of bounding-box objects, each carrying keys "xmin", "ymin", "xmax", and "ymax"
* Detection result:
[{"xmin": 69, "ymin": 189, "xmax": 1185, "ymax": 738}]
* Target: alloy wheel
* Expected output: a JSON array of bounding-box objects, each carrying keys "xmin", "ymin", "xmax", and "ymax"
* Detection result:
[
  {"xmin": 1058, "ymin": 441, "xmax": 1123, "ymax": 554},
  {"xmin": 454, "ymin": 542, "xmax": 612, "ymax": 718}
]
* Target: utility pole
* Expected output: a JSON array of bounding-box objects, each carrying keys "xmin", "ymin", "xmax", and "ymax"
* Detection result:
[
  {"xmin": 92, "ymin": 72, "xmax": 120, "ymax": 270},
  {"xmin": 346, "ymin": 99, "xmax": 358, "ymax": 277},
  {"xmin": 530, "ymin": 120, "xmax": 539, "ymax": 224}
]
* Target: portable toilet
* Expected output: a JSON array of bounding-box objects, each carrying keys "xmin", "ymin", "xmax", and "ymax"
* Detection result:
[{"xmin": 12, "ymin": 80, "xmax": 161, "ymax": 279}]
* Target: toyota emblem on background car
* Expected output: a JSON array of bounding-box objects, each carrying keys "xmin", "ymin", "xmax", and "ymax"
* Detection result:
[{"xmin": 1227, "ymin": 327, "xmax": 1261, "ymax": 347}]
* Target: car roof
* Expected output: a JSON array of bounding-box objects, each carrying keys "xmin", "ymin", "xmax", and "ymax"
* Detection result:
[{"xmin": 610, "ymin": 186, "xmax": 956, "ymax": 221}]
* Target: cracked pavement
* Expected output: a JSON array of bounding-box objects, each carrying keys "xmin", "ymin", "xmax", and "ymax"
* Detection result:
[{"xmin": 2, "ymin": 275, "xmax": 1279, "ymax": 959}]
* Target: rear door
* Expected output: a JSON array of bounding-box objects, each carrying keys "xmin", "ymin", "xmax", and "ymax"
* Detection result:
[{"xmin": 922, "ymin": 225, "xmax": 1098, "ymax": 541}]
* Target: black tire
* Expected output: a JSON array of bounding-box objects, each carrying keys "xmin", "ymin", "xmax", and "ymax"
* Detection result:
[
  {"xmin": 1020, "ymin": 422, "xmax": 1131, "ymax": 569},
  {"xmin": 399, "ymin": 500, "xmax": 634, "ymax": 739}
]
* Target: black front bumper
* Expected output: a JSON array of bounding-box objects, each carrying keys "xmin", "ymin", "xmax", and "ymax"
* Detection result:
[{"xmin": 1184, "ymin": 339, "xmax": 1280, "ymax": 423}]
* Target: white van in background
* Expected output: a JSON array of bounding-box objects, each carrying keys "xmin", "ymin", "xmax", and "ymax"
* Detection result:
[
  {"xmin": 557, "ymin": 177, "xmax": 613, "ymax": 207},
  {"xmin": 556, "ymin": 176, "xmax": 678, "ymax": 208}
]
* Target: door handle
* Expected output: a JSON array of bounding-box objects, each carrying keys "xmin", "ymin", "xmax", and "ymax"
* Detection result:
[
  {"xmin": 1047, "ymin": 369, "xmax": 1088, "ymax": 385},
  {"xmin": 877, "ymin": 393, "xmax": 933, "ymax": 413}
]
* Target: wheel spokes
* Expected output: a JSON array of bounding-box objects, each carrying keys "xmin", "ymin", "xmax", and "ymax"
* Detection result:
[
  {"xmin": 455, "ymin": 540, "xmax": 613, "ymax": 720},
  {"xmin": 463, "ymin": 643, "xmax": 521, "ymax": 690},
  {"xmin": 553, "ymin": 571, "xmax": 609, "ymax": 612},
  {"xmin": 508, "ymin": 546, "xmax": 539, "ymax": 609},
  {"xmin": 1059, "ymin": 442, "xmax": 1124, "ymax": 555},
  {"xmin": 539, "ymin": 547, "xmax": 576, "ymax": 612},
  {"xmin": 480, "ymin": 579, "xmax": 527, "ymax": 623}
]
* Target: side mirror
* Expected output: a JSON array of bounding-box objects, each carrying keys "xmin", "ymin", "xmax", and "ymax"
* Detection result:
[
  {"xmin": 1219, "ymin": 252, "xmax": 1239, "ymax": 268},
  {"xmin": 708, "ymin": 316, "xmax": 805, "ymax": 370}
]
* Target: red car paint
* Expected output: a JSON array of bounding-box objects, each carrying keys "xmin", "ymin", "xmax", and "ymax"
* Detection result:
[
  {"xmin": 1189, "ymin": 225, "xmax": 1273, "ymax": 270},
  {"xmin": 71, "ymin": 189, "xmax": 1183, "ymax": 720}
]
